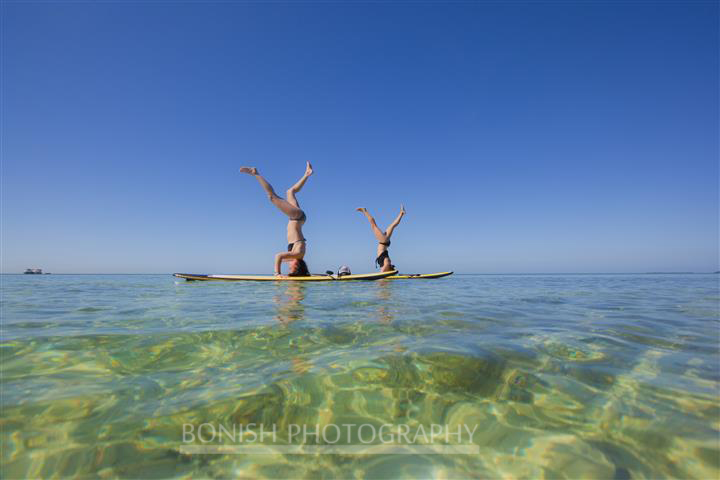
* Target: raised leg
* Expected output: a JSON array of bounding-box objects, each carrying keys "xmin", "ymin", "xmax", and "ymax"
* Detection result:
[
  {"xmin": 384, "ymin": 204, "xmax": 406, "ymax": 238},
  {"xmin": 356, "ymin": 208, "xmax": 386, "ymax": 242},
  {"xmin": 286, "ymin": 162, "xmax": 313, "ymax": 208},
  {"xmin": 240, "ymin": 167, "xmax": 303, "ymax": 219}
]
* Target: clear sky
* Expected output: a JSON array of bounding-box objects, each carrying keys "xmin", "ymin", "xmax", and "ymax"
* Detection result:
[{"xmin": 2, "ymin": 1, "xmax": 717, "ymax": 274}]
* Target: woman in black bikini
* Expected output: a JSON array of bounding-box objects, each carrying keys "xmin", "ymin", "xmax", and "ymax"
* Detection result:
[
  {"xmin": 239, "ymin": 162, "xmax": 313, "ymax": 277},
  {"xmin": 356, "ymin": 205, "xmax": 405, "ymax": 272}
]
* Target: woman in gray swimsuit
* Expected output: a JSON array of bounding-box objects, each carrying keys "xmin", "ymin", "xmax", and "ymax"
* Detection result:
[
  {"xmin": 356, "ymin": 205, "xmax": 405, "ymax": 272},
  {"xmin": 239, "ymin": 162, "xmax": 313, "ymax": 277}
]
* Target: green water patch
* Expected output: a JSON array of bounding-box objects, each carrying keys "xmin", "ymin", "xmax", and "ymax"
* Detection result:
[
  {"xmin": 415, "ymin": 351, "xmax": 507, "ymax": 397},
  {"xmin": 542, "ymin": 341, "xmax": 606, "ymax": 362},
  {"xmin": 75, "ymin": 306, "xmax": 109, "ymax": 313}
]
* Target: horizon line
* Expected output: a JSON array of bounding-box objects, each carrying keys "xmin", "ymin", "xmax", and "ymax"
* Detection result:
[{"xmin": 1, "ymin": 272, "xmax": 718, "ymax": 275}]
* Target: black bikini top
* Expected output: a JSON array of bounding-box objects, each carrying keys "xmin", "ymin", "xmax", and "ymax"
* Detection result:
[{"xmin": 375, "ymin": 250, "xmax": 390, "ymax": 267}]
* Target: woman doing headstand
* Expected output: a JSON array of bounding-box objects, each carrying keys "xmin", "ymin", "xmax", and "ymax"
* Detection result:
[
  {"xmin": 356, "ymin": 205, "xmax": 405, "ymax": 272},
  {"xmin": 239, "ymin": 162, "xmax": 313, "ymax": 277}
]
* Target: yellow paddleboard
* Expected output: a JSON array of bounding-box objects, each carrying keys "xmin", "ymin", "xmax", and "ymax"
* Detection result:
[
  {"xmin": 386, "ymin": 271, "xmax": 454, "ymax": 279},
  {"xmin": 173, "ymin": 271, "xmax": 397, "ymax": 282}
]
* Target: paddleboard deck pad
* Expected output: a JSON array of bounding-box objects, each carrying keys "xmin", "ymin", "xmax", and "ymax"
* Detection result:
[
  {"xmin": 387, "ymin": 271, "xmax": 454, "ymax": 279},
  {"xmin": 173, "ymin": 271, "xmax": 397, "ymax": 282}
]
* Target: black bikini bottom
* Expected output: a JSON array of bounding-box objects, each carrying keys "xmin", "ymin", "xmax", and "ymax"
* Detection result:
[{"xmin": 288, "ymin": 239, "xmax": 307, "ymax": 251}]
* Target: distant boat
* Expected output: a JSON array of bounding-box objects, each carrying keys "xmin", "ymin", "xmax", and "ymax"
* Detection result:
[{"xmin": 23, "ymin": 268, "xmax": 43, "ymax": 274}]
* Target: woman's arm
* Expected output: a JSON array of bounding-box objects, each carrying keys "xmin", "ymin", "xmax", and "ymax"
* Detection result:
[{"xmin": 274, "ymin": 251, "xmax": 303, "ymax": 276}]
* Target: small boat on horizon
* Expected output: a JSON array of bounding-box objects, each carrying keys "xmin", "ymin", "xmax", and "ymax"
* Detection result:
[{"xmin": 23, "ymin": 268, "xmax": 43, "ymax": 274}]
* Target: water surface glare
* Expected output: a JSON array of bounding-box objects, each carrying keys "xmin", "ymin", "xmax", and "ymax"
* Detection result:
[{"xmin": 1, "ymin": 274, "xmax": 718, "ymax": 478}]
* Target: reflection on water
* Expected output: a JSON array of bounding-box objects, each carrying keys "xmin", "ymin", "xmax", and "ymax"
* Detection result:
[
  {"xmin": 274, "ymin": 283, "xmax": 312, "ymax": 375},
  {"xmin": 0, "ymin": 274, "xmax": 718, "ymax": 478},
  {"xmin": 274, "ymin": 282, "xmax": 306, "ymax": 326},
  {"xmin": 376, "ymin": 280, "xmax": 394, "ymax": 325}
]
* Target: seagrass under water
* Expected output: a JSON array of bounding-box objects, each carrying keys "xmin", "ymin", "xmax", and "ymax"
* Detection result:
[{"xmin": 1, "ymin": 274, "xmax": 718, "ymax": 478}]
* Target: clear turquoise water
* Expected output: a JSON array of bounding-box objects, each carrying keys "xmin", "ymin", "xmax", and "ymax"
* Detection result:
[{"xmin": 1, "ymin": 274, "xmax": 718, "ymax": 479}]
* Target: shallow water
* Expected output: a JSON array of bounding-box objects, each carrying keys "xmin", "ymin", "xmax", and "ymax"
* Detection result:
[{"xmin": 1, "ymin": 273, "xmax": 718, "ymax": 479}]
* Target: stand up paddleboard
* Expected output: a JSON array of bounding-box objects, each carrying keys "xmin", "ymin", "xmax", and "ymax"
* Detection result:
[
  {"xmin": 173, "ymin": 270, "xmax": 397, "ymax": 282},
  {"xmin": 386, "ymin": 271, "xmax": 454, "ymax": 279}
]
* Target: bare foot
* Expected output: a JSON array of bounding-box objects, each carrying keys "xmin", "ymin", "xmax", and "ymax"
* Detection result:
[
  {"xmin": 305, "ymin": 162, "xmax": 313, "ymax": 177},
  {"xmin": 239, "ymin": 167, "xmax": 258, "ymax": 175},
  {"xmin": 356, "ymin": 207, "xmax": 367, "ymax": 213}
]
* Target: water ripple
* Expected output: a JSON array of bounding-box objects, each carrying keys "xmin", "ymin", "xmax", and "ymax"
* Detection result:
[{"xmin": 1, "ymin": 273, "xmax": 718, "ymax": 478}]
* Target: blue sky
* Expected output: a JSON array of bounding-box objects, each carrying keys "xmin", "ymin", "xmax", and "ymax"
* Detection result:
[{"xmin": 2, "ymin": 1, "xmax": 717, "ymax": 274}]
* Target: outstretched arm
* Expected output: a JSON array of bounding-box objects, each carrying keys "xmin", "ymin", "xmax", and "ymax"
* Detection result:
[
  {"xmin": 384, "ymin": 204, "xmax": 406, "ymax": 238},
  {"xmin": 356, "ymin": 208, "xmax": 386, "ymax": 241}
]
